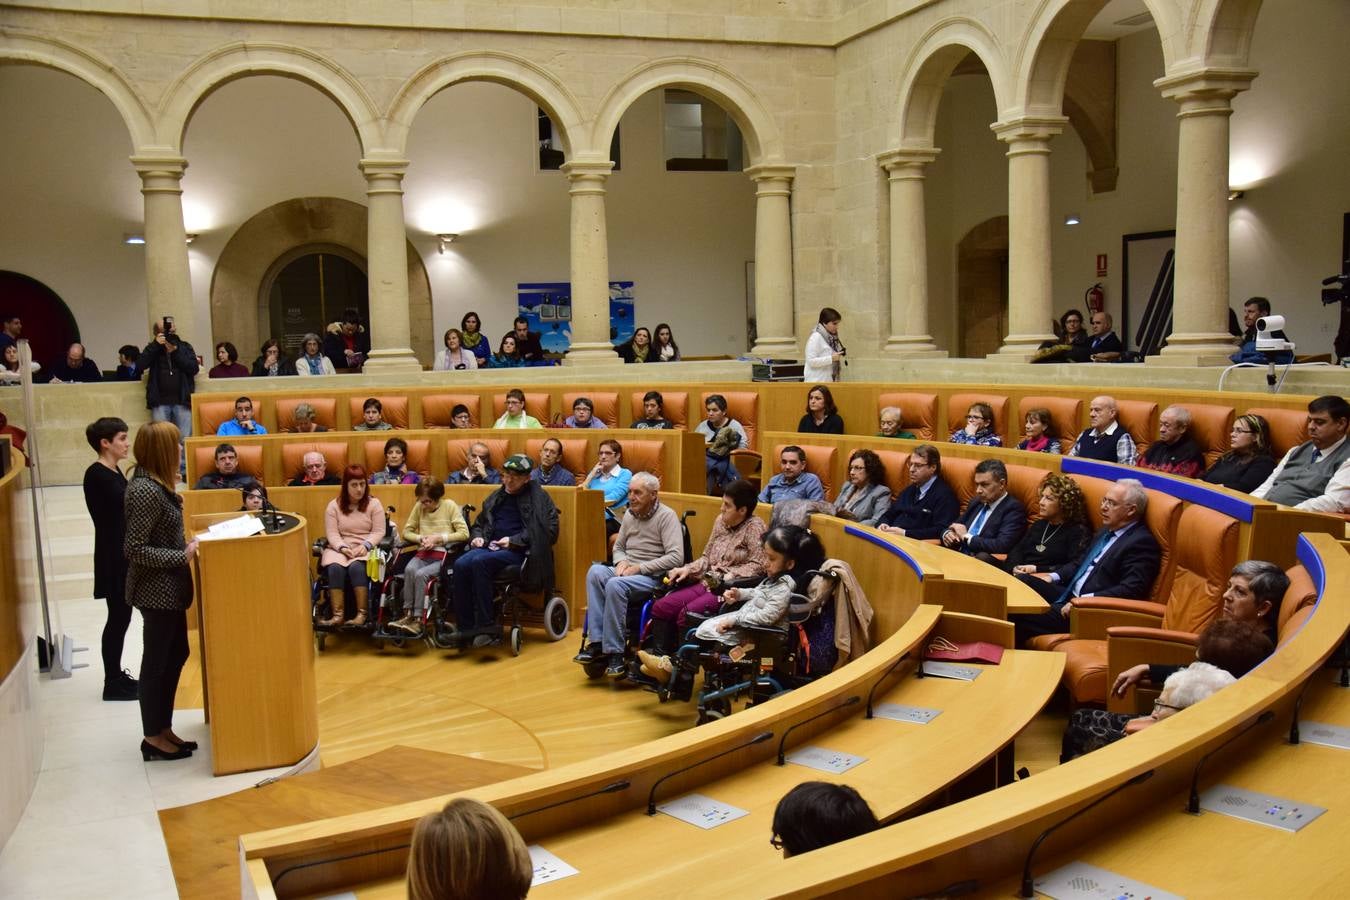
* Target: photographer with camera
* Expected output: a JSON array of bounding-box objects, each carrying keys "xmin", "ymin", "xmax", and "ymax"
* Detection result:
[
  {"xmin": 1230, "ymin": 297, "xmax": 1294, "ymax": 365},
  {"xmin": 141, "ymin": 316, "xmax": 199, "ymax": 452}
]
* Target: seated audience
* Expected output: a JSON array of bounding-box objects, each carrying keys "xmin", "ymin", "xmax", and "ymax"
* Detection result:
[
  {"xmin": 113, "ymin": 344, "xmax": 140, "ymax": 381},
  {"xmin": 798, "ymin": 384, "xmax": 845, "ymax": 434},
  {"xmin": 511, "ymin": 316, "xmax": 545, "ymax": 363},
  {"xmin": 369, "ymin": 437, "xmax": 421, "ymax": 485},
  {"xmin": 489, "ymin": 333, "xmax": 525, "ymax": 368},
  {"xmin": 565, "ymin": 396, "xmax": 607, "ymax": 429},
  {"xmin": 406, "ymin": 797, "xmax": 532, "ymax": 900},
  {"xmin": 216, "ymin": 396, "xmax": 267, "ymax": 436},
  {"xmin": 289, "ymin": 402, "xmax": 328, "ymax": 433},
  {"xmin": 289, "ymin": 451, "xmax": 340, "ymax": 486},
  {"xmin": 1, "ymin": 344, "xmax": 40, "ymax": 383},
  {"xmin": 448, "ymin": 403, "xmax": 473, "ymax": 429},
  {"xmin": 434, "ymin": 328, "xmax": 478, "ymax": 371},
  {"xmin": 1138, "ymin": 405, "xmax": 1204, "ymax": 478},
  {"xmin": 192, "ymin": 443, "xmax": 256, "ymax": 491},
  {"xmin": 317, "ymin": 465, "xmax": 386, "ymax": 627},
  {"xmin": 691, "ymin": 524, "xmax": 823, "ymax": 649},
  {"xmin": 1251, "ymin": 394, "xmax": 1350, "ymax": 513},
  {"xmin": 1012, "ymin": 478, "xmax": 1161, "ymax": 645},
  {"xmin": 941, "ymin": 459, "xmax": 1027, "ymax": 555},
  {"xmin": 47, "ymin": 342, "xmax": 103, "ymax": 383},
  {"xmin": 295, "ymin": 332, "xmax": 336, "ymax": 376},
  {"xmin": 354, "ymin": 397, "xmax": 393, "ymax": 431},
  {"xmin": 949, "ymin": 402, "xmax": 1002, "ymax": 447},
  {"xmin": 494, "ymin": 388, "xmax": 542, "ymax": 428},
  {"xmin": 1084, "ymin": 310, "xmax": 1123, "ymax": 362},
  {"xmin": 576, "ymin": 472, "xmax": 682, "ymax": 677},
  {"xmin": 391, "ymin": 477, "xmax": 469, "ymax": 635},
  {"xmin": 1017, "ymin": 407, "xmax": 1061, "ymax": 453},
  {"xmin": 582, "ymin": 438, "xmax": 632, "ymax": 533},
  {"xmin": 1068, "ymin": 394, "xmax": 1137, "ymax": 465},
  {"xmin": 240, "ymin": 482, "xmax": 267, "ymax": 511},
  {"xmin": 1231, "ymin": 296, "xmax": 1293, "ymax": 365},
  {"xmin": 877, "ymin": 443, "xmax": 959, "ymax": 538},
  {"xmin": 1204, "ymin": 413, "xmax": 1276, "ymax": 493},
  {"xmin": 1034, "ymin": 308, "xmax": 1092, "ymax": 363},
  {"xmin": 323, "ymin": 308, "xmax": 369, "ymax": 372},
  {"xmin": 458, "ymin": 311, "xmax": 492, "ymax": 367},
  {"xmin": 532, "ymin": 437, "xmax": 577, "ymax": 486},
  {"xmin": 451, "ymin": 454, "xmax": 560, "ymax": 644},
  {"xmin": 770, "ymin": 782, "xmax": 879, "ymax": 858},
  {"xmin": 0, "ymin": 314, "xmax": 18, "ymax": 354},
  {"xmin": 877, "ymin": 405, "xmax": 915, "ymax": 439},
  {"xmin": 760, "ymin": 445, "xmax": 825, "ymax": 504},
  {"xmin": 696, "ymin": 394, "xmax": 748, "ymax": 494},
  {"xmin": 449, "ymin": 441, "xmax": 502, "ymax": 485},
  {"xmin": 617, "ymin": 326, "xmax": 655, "ymax": 363},
  {"xmin": 1002, "ymin": 472, "xmax": 1092, "ymax": 577},
  {"xmin": 251, "ymin": 338, "xmax": 295, "ymax": 377},
  {"xmin": 208, "ymin": 342, "xmax": 248, "ymax": 378},
  {"xmin": 632, "ymin": 390, "xmax": 674, "ymax": 429},
  {"xmin": 831, "ymin": 449, "xmax": 892, "ymax": 526},
  {"xmin": 653, "ymin": 322, "xmax": 681, "ymax": 362}
]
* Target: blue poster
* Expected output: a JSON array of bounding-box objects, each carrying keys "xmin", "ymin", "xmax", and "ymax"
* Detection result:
[{"xmin": 516, "ymin": 281, "xmax": 634, "ymax": 352}]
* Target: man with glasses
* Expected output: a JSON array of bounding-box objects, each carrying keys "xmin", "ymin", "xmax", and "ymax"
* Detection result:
[
  {"xmin": 582, "ymin": 439, "xmax": 632, "ymax": 534},
  {"xmin": 1068, "ymin": 395, "xmax": 1137, "ymax": 466},
  {"xmin": 759, "ymin": 445, "xmax": 825, "ymax": 504},
  {"xmin": 288, "ymin": 450, "xmax": 339, "ymax": 486},
  {"xmin": 1252, "ymin": 394, "xmax": 1350, "ymax": 513},
  {"xmin": 493, "ymin": 388, "xmax": 543, "ymax": 428},
  {"xmin": 876, "ymin": 444, "xmax": 959, "ymax": 539},
  {"xmin": 449, "ymin": 442, "xmax": 502, "ymax": 485}
]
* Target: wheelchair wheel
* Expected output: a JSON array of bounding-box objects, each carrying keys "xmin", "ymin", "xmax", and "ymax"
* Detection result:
[
  {"xmin": 543, "ymin": 595, "xmax": 569, "ymax": 642},
  {"xmin": 583, "ymin": 658, "xmax": 608, "ymax": 680},
  {"xmin": 315, "ymin": 632, "xmax": 326, "ymax": 652},
  {"xmin": 510, "ymin": 625, "xmax": 523, "ymax": 657}
]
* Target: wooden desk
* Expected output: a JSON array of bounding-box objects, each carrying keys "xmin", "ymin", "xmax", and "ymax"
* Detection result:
[{"xmin": 190, "ymin": 512, "xmax": 317, "ymax": 776}]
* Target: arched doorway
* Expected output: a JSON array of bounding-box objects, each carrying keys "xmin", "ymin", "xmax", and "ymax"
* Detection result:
[
  {"xmin": 0, "ymin": 271, "xmax": 80, "ymax": 373},
  {"xmin": 957, "ymin": 217, "xmax": 1009, "ymax": 359},
  {"xmin": 260, "ymin": 245, "xmax": 369, "ymax": 357}
]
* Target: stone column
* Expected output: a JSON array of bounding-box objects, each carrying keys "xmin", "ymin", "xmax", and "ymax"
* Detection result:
[
  {"xmin": 561, "ymin": 160, "xmax": 618, "ymax": 364},
  {"xmin": 1152, "ymin": 69, "xmax": 1257, "ymax": 366},
  {"xmin": 358, "ymin": 158, "xmax": 421, "ymax": 373},
  {"xmin": 878, "ymin": 148, "xmax": 945, "ymax": 357},
  {"xmin": 991, "ymin": 117, "xmax": 1065, "ymax": 358},
  {"xmin": 745, "ymin": 165, "xmax": 797, "ymax": 358},
  {"xmin": 131, "ymin": 155, "xmax": 197, "ymax": 341}
]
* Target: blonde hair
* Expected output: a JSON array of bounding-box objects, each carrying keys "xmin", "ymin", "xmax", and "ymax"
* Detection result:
[
  {"xmin": 406, "ymin": 798, "xmax": 531, "ymax": 900},
  {"xmin": 133, "ymin": 421, "xmax": 181, "ymax": 492}
]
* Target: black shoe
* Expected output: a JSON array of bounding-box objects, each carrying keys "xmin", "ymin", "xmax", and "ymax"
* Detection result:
[
  {"xmin": 168, "ymin": 736, "xmax": 199, "ymax": 751},
  {"xmin": 140, "ymin": 739, "xmax": 192, "ymax": 761},
  {"xmin": 604, "ymin": 656, "xmax": 627, "ymax": 679},
  {"xmin": 103, "ymin": 677, "xmax": 138, "ymax": 702},
  {"xmin": 471, "ymin": 633, "xmax": 497, "ymax": 649},
  {"xmin": 573, "ymin": 643, "xmax": 602, "ymax": 664}
]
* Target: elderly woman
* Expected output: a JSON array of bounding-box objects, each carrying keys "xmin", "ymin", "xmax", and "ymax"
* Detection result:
[
  {"xmin": 391, "ymin": 477, "xmax": 469, "ymax": 635},
  {"xmin": 369, "ymin": 436, "xmax": 421, "ymax": 485},
  {"xmin": 1002, "ymin": 473, "xmax": 1090, "ymax": 575},
  {"xmin": 1017, "ymin": 407, "xmax": 1061, "ymax": 454},
  {"xmin": 877, "ymin": 406, "xmax": 915, "ymax": 439},
  {"xmin": 434, "ymin": 328, "xmax": 478, "ymax": 371},
  {"xmin": 642, "ymin": 480, "xmax": 767, "ymax": 653},
  {"xmin": 290, "ymin": 402, "xmax": 328, "ymax": 433},
  {"xmin": 1204, "ymin": 413, "xmax": 1277, "ymax": 493},
  {"xmin": 831, "ymin": 449, "xmax": 892, "ymax": 526},
  {"xmin": 949, "ymin": 401, "xmax": 1002, "ymax": 447},
  {"xmin": 318, "ymin": 465, "xmax": 386, "ymax": 628},
  {"xmin": 295, "ymin": 332, "xmax": 336, "ymax": 376}
]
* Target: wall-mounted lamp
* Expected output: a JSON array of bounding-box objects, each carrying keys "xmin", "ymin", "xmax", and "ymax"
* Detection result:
[
  {"xmin": 1228, "ymin": 190, "xmax": 1245, "ymax": 201},
  {"xmin": 437, "ymin": 233, "xmax": 459, "ymax": 253},
  {"xmin": 123, "ymin": 234, "xmax": 146, "ymax": 245},
  {"xmin": 1064, "ymin": 214, "xmax": 1081, "ymax": 226}
]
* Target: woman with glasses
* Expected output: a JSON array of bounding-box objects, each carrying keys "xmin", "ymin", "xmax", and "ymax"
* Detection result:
[
  {"xmin": 949, "ymin": 401, "xmax": 1002, "ymax": 447},
  {"xmin": 830, "ymin": 449, "xmax": 892, "ymax": 526},
  {"xmin": 1203, "ymin": 413, "xmax": 1277, "ymax": 493}
]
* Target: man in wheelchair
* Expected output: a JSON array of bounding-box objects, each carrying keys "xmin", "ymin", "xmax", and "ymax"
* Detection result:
[{"xmin": 450, "ymin": 453, "xmax": 559, "ymax": 647}]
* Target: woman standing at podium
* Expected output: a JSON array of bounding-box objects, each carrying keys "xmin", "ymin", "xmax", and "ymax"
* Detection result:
[{"xmin": 125, "ymin": 421, "xmax": 199, "ymax": 761}]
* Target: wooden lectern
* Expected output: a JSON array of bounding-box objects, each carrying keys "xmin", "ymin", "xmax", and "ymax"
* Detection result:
[{"xmin": 189, "ymin": 511, "xmax": 318, "ymax": 776}]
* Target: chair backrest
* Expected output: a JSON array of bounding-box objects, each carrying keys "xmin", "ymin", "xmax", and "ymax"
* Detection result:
[
  {"xmin": 703, "ymin": 391, "xmax": 759, "ymax": 447},
  {"xmin": 276, "ymin": 397, "xmax": 338, "ymax": 433},
  {"xmin": 1005, "ymin": 464, "xmax": 1048, "ymax": 524},
  {"xmin": 1017, "ymin": 395, "xmax": 1082, "ymax": 451},
  {"xmin": 947, "ymin": 392, "xmax": 1010, "ymax": 444},
  {"xmin": 1277, "ymin": 565, "xmax": 1318, "ymax": 644},
  {"xmin": 347, "ymin": 396, "xmax": 410, "ymax": 429},
  {"xmin": 524, "ymin": 437, "xmax": 590, "ymax": 481},
  {"xmin": 1179, "ymin": 403, "xmax": 1235, "ymax": 468},
  {"xmin": 630, "ymin": 391, "xmax": 690, "ymax": 430},
  {"xmin": 363, "ymin": 438, "xmax": 430, "ymax": 476},
  {"xmin": 563, "ymin": 392, "xmax": 620, "ymax": 428},
  {"xmin": 280, "ymin": 441, "xmax": 349, "ymax": 484},
  {"xmin": 445, "ymin": 438, "xmax": 511, "ymax": 473},
  {"xmin": 192, "ymin": 443, "xmax": 264, "ymax": 482},
  {"xmin": 938, "ymin": 455, "xmax": 978, "ymax": 509},
  {"xmin": 198, "ymin": 398, "xmax": 237, "ymax": 436},
  {"xmin": 1245, "ymin": 406, "xmax": 1309, "ymax": 457},
  {"xmin": 1159, "ymin": 504, "xmax": 1239, "ymax": 633},
  {"xmin": 877, "ymin": 392, "xmax": 938, "ymax": 441},
  {"xmin": 873, "ymin": 449, "xmax": 910, "ymax": 498},
  {"xmin": 621, "ymin": 440, "xmax": 667, "ymax": 481},
  {"xmin": 491, "ymin": 392, "xmax": 551, "ymax": 424},
  {"xmin": 771, "ymin": 443, "xmax": 837, "ymax": 498},
  {"xmin": 421, "ymin": 394, "xmax": 482, "ymax": 428},
  {"xmin": 1114, "ymin": 399, "xmax": 1157, "ymax": 458}
]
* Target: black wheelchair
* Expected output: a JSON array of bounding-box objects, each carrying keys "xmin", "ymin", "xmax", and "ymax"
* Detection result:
[{"xmin": 311, "ymin": 506, "xmax": 401, "ymax": 652}]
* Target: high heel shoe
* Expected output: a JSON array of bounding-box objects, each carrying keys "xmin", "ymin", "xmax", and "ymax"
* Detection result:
[
  {"xmin": 167, "ymin": 736, "xmax": 199, "ymax": 751},
  {"xmin": 141, "ymin": 739, "xmax": 192, "ymax": 761}
]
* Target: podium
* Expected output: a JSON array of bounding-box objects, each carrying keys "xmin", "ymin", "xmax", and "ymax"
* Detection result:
[{"xmin": 189, "ymin": 511, "xmax": 318, "ymax": 776}]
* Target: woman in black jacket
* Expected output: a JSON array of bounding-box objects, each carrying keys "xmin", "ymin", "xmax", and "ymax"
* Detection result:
[
  {"xmin": 125, "ymin": 420, "xmax": 200, "ymax": 760},
  {"xmin": 251, "ymin": 338, "xmax": 296, "ymax": 377},
  {"xmin": 996, "ymin": 472, "xmax": 1091, "ymax": 575},
  {"xmin": 1204, "ymin": 414, "xmax": 1277, "ymax": 493},
  {"xmin": 798, "ymin": 385, "xmax": 845, "ymax": 434}
]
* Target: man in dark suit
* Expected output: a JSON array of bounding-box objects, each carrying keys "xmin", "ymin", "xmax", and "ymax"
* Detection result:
[
  {"xmin": 877, "ymin": 444, "xmax": 959, "ymax": 540},
  {"xmin": 1078, "ymin": 310, "xmax": 1123, "ymax": 362},
  {"xmin": 941, "ymin": 458, "xmax": 1026, "ymax": 555},
  {"xmin": 1013, "ymin": 477, "xmax": 1161, "ymax": 646}
]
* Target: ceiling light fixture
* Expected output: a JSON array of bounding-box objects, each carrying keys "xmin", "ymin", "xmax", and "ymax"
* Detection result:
[
  {"xmin": 1228, "ymin": 190, "xmax": 1245, "ymax": 201},
  {"xmin": 123, "ymin": 234, "xmax": 145, "ymax": 245},
  {"xmin": 1064, "ymin": 214, "xmax": 1081, "ymax": 226}
]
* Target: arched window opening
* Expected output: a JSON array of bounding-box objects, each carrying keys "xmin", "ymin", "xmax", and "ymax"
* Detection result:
[{"xmin": 262, "ymin": 247, "xmax": 369, "ymax": 357}]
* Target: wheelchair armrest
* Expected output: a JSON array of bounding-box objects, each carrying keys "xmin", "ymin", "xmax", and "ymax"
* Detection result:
[{"xmin": 311, "ymin": 538, "xmax": 329, "ymax": 557}]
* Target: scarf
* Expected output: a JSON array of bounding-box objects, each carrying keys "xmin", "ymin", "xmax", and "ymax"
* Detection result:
[
  {"xmin": 632, "ymin": 343, "xmax": 649, "ymax": 363},
  {"xmin": 814, "ymin": 322, "xmax": 844, "ymax": 381},
  {"xmin": 1022, "ymin": 434, "xmax": 1051, "ymax": 453},
  {"xmin": 304, "ymin": 354, "xmax": 323, "ymax": 375},
  {"xmin": 461, "ymin": 331, "xmax": 483, "ymax": 349}
]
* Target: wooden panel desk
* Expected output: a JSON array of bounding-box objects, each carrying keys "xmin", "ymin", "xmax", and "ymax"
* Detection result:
[{"xmin": 190, "ymin": 512, "xmax": 317, "ymax": 776}]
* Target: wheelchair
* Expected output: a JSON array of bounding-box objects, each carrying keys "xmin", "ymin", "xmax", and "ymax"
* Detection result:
[{"xmin": 311, "ymin": 506, "xmax": 401, "ymax": 651}]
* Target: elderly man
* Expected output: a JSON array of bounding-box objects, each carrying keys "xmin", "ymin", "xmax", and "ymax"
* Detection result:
[
  {"xmin": 532, "ymin": 437, "xmax": 576, "ymax": 486},
  {"xmin": 1068, "ymin": 395, "xmax": 1137, "ymax": 466},
  {"xmin": 193, "ymin": 443, "xmax": 257, "ymax": 491},
  {"xmin": 288, "ymin": 451, "xmax": 339, "ymax": 486},
  {"xmin": 876, "ymin": 444, "xmax": 959, "ymax": 539},
  {"xmin": 48, "ymin": 343, "xmax": 103, "ymax": 383},
  {"xmin": 216, "ymin": 396, "xmax": 268, "ymax": 436},
  {"xmin": 759, "ymin": 445, "xmax": 825, "ymax": 504},
  {"xmin": 877, "ymin": 406, "xmax": 916, "ymax": 439},
  {"xmin": 1137, "ymin": 405, "xmax": 1204, "ymax": 478},
  {"xmin": 942, "ymin": 459, "xmax": 1027, "ymax": 555},
  {"xmin": 1252, "ymin": 394, "xmax": 1350, "ymax": 513},
  {"xmin": 1081, "ymin": 311, "xmax": 1122, "ymax": 362},
  {"xmin": 449, "ymin": 442, "xmax": 502, "ymax": 485},
  {"xmin": 576, "ymin": 472, "xmax": 683, "ymax": 678},
  {"xmin": 452, "ymin": 454, "xmax": 559, "ymax": 646},
  {"xmin": 1013, "ymin": 478, "xmax": 1161, "ymax": 645}
]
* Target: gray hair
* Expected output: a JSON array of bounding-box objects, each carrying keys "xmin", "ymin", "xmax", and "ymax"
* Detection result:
[
  {"xmin": 1161, "ymin": 661, "xmax": 1235, "ymax": 709},
  {"xmin": 302, "ymin": 331, "xmax": 321, "ymax": 346},
  {"xmin": 1231, "ymin": 560, "xmax": 1290, "ymax": 605},
  {"xmin": 293, "ymin": 402, "xmax": 316, "ymax": 422},
  {"xmin": 1115, "ymin": 477, "xmax": 1148, "ymax": 516},
  {"xmin": 1162, "ymin": 405, "xmax": 1192, "ymax": 428},
  {"xmin": 879, "ymin": 406, "xmax": 902, "ymax": 421},
  {"xmin": 630, "ymin": 471, "xmax": 661, "ymax": 492}
]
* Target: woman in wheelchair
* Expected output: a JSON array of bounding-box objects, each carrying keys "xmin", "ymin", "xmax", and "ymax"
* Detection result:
[
  {"xmin": 318, "ymin": 465, "xmax": 386, "ymax": 627},
  {"xmin": 391, "ymin": 477, "xmax": 469, "ymax": 635}
]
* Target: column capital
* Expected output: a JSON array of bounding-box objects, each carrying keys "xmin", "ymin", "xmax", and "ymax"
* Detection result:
[
  {"xmin": 130, "ymin": 154, "xmax": 188, "ymax": 182},
  {"xmin": 991, "ymin": 116, "xmax": 1067, "ymax": 148},
  {"xmin": 878, "ymin": 147, "xmax": 940, "ymax": 175},
  {"xmin": 359, "ymin": 157, "xmax": 410, "ymax": 179},
  {"xmin": 1155, "ymin": 67, "xmax": 1257, "ymax": 105},
  {"xmin": 561, "ymin": 159, "xmax": 614, "ymax": 179},
  {"xmin": 745, "ymin": 163, "xmax": 796, "ymax": 185}
]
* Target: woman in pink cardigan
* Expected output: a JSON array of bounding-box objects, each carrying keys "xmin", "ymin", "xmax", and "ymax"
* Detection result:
[{"xmin": 318, "ymin": 464, "xmax": 386, "ymax": 627}]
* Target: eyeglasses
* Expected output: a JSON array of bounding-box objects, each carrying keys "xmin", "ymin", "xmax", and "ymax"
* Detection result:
[
  {"xmin": 967, "ymin": 414, "xmax": 986, "ymax": 421},
  {"xmin": 770, "ymin": 835, "xmax": 784, "ymax": 850},
  {"xmin": 1152, "ymin": 700, "xmax": 1182, "ymax": 715},
  {"xmin": 908, "ymin": 460, "xmax": 932, "ymax": 468}
]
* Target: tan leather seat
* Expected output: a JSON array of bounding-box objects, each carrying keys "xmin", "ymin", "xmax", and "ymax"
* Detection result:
[
  {"xmin": 771, "ymin": 443, "xmax": 837, "ymax": 498},
  {"xmin": 1017, "ymin": 395, "xmax": 1082, "ymax": 452},
  {"xmin": 1175, "ymin": 403, "xmax": 1234, "ymax": 468},
  {"xmin": 873, "ymin": 449, "xmax": 910, "ymax": 499},
  {"xmin": 280, "ymin": 441, "xmax": 349, "ymax": 486},
  {"xmin": 948, "ymin": 392, "xmax": 1011, "ymax": 445},
  {"xmin": 363, "ymin": 438, "xmax": 430, "ymax": 476},
  {"xmin": 198, "ymin": 398, "xmax": 237, "ymax": 436},
  {"xmin": 619, "ymin": 440, "xmax": 667, "ymax": 482},
  {"xmin": 1245, "ymin": 406, "xmax": 1309, "ymax": 457},
  {"xmin": 938, "ymin": 456, "xmax": 978, "ymax": 510},
  {"xmin": 276, "ymin": 397, "xmax": 338, "ymax": 432},
  {"xmin": 563, "ymin": 392, "xmax": 620, "ymax": 428},
  {"xmin": 421, "ymin": 394, "xmax": 482, "ymax": 428},
  {"xmin": 878, "ymin": 392, "xmax": 938, "ymax": 441},
  {"xmin": 1114, "ymin": 399, "xmax": 1157, "ymax": 459},
  {"xmin": 347, "ymin": 396, "xmax": 410, "ymax": 429},
  {"xmin": 630, "ymin": 391, "xmax": 689, "ymax": 430},
  {"xmin": 1006, "ymin": 464, "xmax": 1047, "ymax": 522},
  {"xmin": 491, "ymin": 392, "xmax": 551, "ymax": 425},
  {"xmin": 192, "ymin": 443, "xmax": 264, "ymax": 484}
]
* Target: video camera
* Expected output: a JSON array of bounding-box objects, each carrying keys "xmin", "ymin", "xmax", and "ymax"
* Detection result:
[
  {"xmin": 1255, "ymin": 315, "xmax": 1295, "ymax": 354},
  {"xmin": 1321, "ymin": 270, "xmax": 1349, "ymax": 306}
]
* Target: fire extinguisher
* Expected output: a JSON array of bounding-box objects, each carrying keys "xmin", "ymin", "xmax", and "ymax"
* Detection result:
[{"xmin": 1085, "ymin": 283, "xmax": 1105, "ymax": 314}]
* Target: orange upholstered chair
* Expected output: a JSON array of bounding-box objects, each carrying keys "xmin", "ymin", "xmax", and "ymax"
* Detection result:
[
  {"xmin": 873, "ymin": 449, "xmax": 911, "ymax": 499},
  {"xmin": 1114, "ymin": 399, "xmax": 1158, "ymax": 459},
  {"xmin": 947, "ymin": 393, "xmax": 1011, "ymax": 445},
  {"xmin": 1006, "ymin": 464, "xmax": 1048, "ymax": 522},
  {"xmin": 280, "ymin": 442, "xmax": 349, "ymax": 485},
  {"xmin": 1245, "ymin": 406, "xmax": 1309, "ymax": 457},
  {"xmin": 877, "ymin": 392, "xmax": 938, "ymax": 442},
  {"xmin": 937, "ymin": 455, "xmax": 979, "ymax": 511},
  {"xmin": 347, "ymin": 396, "xmax": 410, "ymax": 429},
  {"xmin": 524, "ymin": 437, "xmax": 590, "ymax": 481},
  {"xmin": 491, "ymin": 392, "xmax": 551, "ymax": 425},
  {"xmin": 191, "ymin": 443, "xmax": 264, "ymax": 484},
  {"xmin": 770, "ymin": 443, "xmax": 837, "ymax": 498},
  {"xmin": 1017, "ymin": 396, "xmax": 1082, "ymax": 452},
  {"xmin": 445, "ymin": 438, "xmax": 511, "ymax": 474},
  {"xmin": 422, "ymin": 394, "xmax": 483, "ymax": 428},
  {"xmin": 619, "ymin": 440, "xmax": 667, "ymax": 482},
  {"xmin": 563, "ymin": 392, "xmax": 620, "ymax": 428},
  {"xmin": 197, "ymin": 398, "xmax": 237, "ymax": 436},
  {"xmin": 1178, "ymin": 403, "xmax": 1236, "ymax": 468},
  {"xmin": 363, "ymin": 438, "xmax": 430, "ymax": 476},
  {"xmin": 630, "ymin": 391, "xmax": 690, "ymax": 430},
  {"xmin": 276, "ymin": 397, "xmax": 338, "ymax": 433}
]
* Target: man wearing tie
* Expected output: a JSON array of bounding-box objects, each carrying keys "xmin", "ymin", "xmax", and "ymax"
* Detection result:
[
  {"xmin": 941, "ymin": 459, "xmax": 1026, "ymax": 556},
  {"xmin": 1013, "ymin": 478, "xmax": 1160, "ymax": 646}
]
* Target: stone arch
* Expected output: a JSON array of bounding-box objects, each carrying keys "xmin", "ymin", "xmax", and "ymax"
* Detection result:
[
  {"xmin": 1190, "ymin": 0, "xmax": 1263, "ymax": 65},
  {"xmin": 157, "ymin": 42, "xmax": 381, "ymax": 155},
  {"xmin": 385, "ymin": 51, "xmax": 583, "ymax": 159},
  {"xmin": 0, "ymin": 32, "xmax": 154, "ymax": 149},
  {"xmin": 893, "ymin": 18, "xmax": 1015, "ymax": 147},
  {"xmin": 210, "ymin": 197, "xmax": 433, "ymax": 367},
  {"xmin": 593, "ymin": 58, "xmax": 784, "ymax": 166}
]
